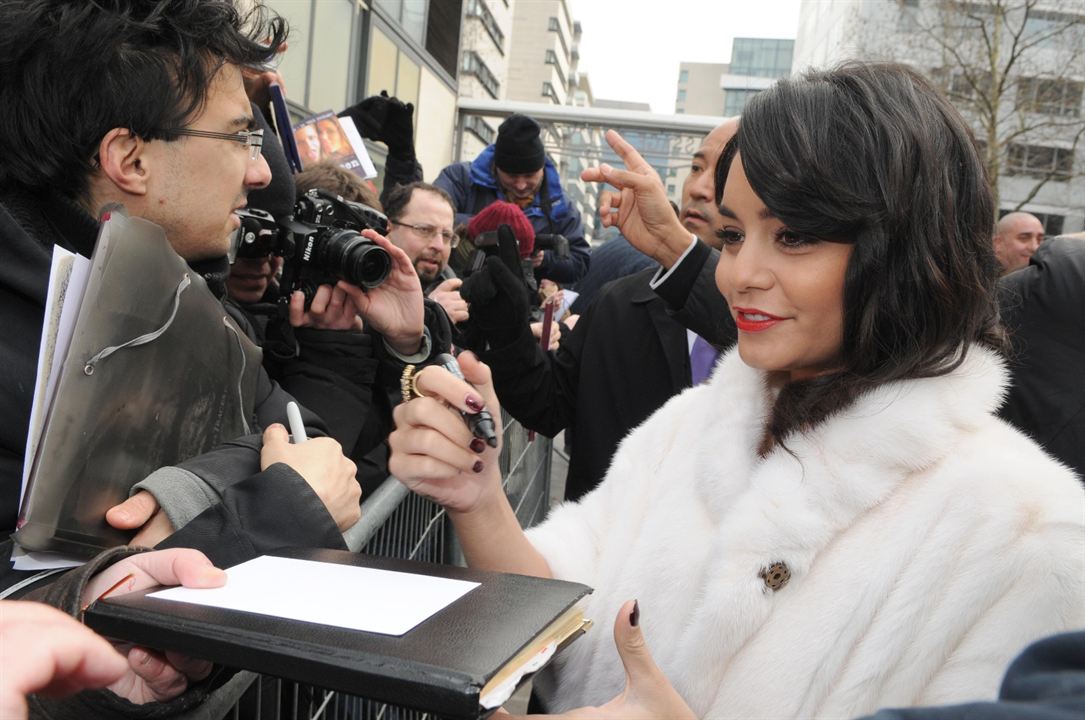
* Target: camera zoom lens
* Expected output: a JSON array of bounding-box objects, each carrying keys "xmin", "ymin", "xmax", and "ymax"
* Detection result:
[{"xmin": 320, "ymin": 229, "xmax": 391, "ymax": 289}]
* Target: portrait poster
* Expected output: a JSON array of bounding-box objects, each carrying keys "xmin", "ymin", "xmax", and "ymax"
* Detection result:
[{"xmin": 292, "ymin": 110, "xmax": 377, "ymax": 180}]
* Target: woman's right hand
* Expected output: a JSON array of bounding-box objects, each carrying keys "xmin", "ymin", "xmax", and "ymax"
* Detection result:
[
  {"xmin": 581, "ymin": 130, "xmax": 692, "ymax": 268},
  {"xmin": 389, "ymin": 352, "xmax": 504, "ymax": 513}
]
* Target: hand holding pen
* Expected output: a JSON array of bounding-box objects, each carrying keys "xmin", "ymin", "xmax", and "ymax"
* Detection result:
[
  {"xmin": 390, "ymin": 352, "xmax": 505, "ymax": 512},
  {"xmin": 260, "ymin": 402, "xmax": 362, "ymax": 531},
  {"xmin": 434, "ymin": 353, "xmax": 498, "ymax": 448}
]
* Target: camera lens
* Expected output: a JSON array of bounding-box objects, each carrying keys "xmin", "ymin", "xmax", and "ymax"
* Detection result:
[{"xmin": 319, "ymin": 229, "xmax": 391, "ymax": 289}]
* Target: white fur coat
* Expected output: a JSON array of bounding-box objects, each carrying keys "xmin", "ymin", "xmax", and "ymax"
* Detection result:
[{"xmin": 527, "ymin": 346, "xmax": 1084, "ymax": 719}]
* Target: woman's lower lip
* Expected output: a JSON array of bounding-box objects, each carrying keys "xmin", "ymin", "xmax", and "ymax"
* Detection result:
[{"xmin": 735, "ymin": 316, "xmax": 782, "ymax": 332}]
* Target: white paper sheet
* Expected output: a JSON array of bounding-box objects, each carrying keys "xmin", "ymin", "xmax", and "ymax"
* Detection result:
[
  {"xmin": 150, "ymin": 556, "xmax": 480, "ymax": 636},
  {"xmin": 10, "ymin": 546, "xmax": 85, "ymax": 571},
  {"xmin": 21, "ymin": 248, "xmax": 91, "ymax": 505}
]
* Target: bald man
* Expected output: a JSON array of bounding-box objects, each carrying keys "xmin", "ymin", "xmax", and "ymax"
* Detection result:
[{"xmin": 994, "ymin": 212, "xmax": 1045, "ymax": 274}]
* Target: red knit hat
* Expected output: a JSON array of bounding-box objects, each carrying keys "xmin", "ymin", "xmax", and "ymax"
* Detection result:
[{"xmin": 467, "ymin": 200, "xmax": 535, "ymax": 258}]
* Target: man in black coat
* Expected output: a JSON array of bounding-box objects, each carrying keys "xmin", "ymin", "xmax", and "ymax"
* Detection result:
[
  {"xmin": 465, "ymin": 120, "xmax": 737, "ymax": 500},
  {"xmin": 997, "ymin": 235, "xmax": 1085, "ymax": 480}
]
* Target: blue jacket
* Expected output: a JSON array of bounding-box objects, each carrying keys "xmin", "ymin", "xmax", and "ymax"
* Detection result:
[{"xmin": 434, "ymin": 145, "xmax": 590, "ymax": 284}]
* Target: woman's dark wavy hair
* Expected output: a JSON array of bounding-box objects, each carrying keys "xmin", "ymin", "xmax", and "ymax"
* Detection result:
[
  {"xmin": 0, "ymin": 0, "xmax": 287, "ymax": 201},
  {"xmin": 714, "ymin": 62, "xmax": 1006, "ymax": 454}
]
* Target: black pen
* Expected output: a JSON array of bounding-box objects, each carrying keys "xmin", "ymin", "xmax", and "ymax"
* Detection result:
[{"xmin": 434, "ymin": 353, "xmax": 498, "ymax": 448}]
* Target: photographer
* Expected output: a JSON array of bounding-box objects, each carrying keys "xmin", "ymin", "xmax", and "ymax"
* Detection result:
[{"xmin": 228, "ymin": 144, "xmax": 451, "ymax": 496}]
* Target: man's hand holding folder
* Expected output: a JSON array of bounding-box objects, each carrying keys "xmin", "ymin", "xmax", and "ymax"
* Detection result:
[
  {"xmin": 6, "ymin": 548, "xmax": 225, "ymax": 717},
  {"xmin": 83, "ymin": 549, "xmax": 592, "ymax": 720}
]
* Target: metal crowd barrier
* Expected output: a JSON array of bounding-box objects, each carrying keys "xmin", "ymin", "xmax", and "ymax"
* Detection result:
[{"xmin": 176, "ymin": 414, "xmax": 552, "ymax": 720}]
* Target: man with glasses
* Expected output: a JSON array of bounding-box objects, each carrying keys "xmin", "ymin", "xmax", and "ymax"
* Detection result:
[
  {"xmin": 383, "ymin": 182, "xmax": 469, "ymax": 324},
  {"xmin": 0, "ymin": 3, "xmax": 386, "ymax": 712}
]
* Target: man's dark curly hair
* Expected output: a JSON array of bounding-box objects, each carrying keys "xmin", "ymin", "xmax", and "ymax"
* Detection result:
[{"xmin": 0, "ymin": 0, "xmax": 288, "ymax": 201}]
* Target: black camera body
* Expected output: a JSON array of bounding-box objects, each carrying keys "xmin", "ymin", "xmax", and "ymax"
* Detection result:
[
  {"xmin": 232, "ymin": 189, "xmax": 391, "ymax": 307},
  {"xmin": 533, "ymin": 233, "xmax": 570, "ymax": 258}
]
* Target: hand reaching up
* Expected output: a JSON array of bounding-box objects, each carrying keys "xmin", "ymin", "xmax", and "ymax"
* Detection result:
[{"xmin": 581, "ymin": 130, "xmax": 692, "ymax": 267}]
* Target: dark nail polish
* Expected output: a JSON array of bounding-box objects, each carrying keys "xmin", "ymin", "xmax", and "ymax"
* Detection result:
[
  {"xmin": 472, "ymin": 460, "xmax": 485, "ymax": 474},
  {"xmin": 465, "ymin": 395, "xmax": 483, "ymax": 413},
  {"xmin": 470, "ymin": 438, "xmax": 486, "ymax": 453},
  {"xmin": 630, "ymin": 599, "xmax": 640, "ymax": 627}
]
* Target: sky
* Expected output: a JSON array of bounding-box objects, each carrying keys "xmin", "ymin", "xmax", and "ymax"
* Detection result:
[{"xmin": 573, "ymin": 0, "xmax": 803, "ymax": 114}]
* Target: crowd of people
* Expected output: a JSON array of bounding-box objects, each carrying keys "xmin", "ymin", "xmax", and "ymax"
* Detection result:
[{"xmin": 0, "ymin": 1, "xmax": 1082, "ymax": 719}]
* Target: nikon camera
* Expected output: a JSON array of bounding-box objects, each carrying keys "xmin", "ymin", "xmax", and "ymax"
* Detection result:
[{"xmin": 231, "ymin": 189, "xmax": 391, "ymax": 307}]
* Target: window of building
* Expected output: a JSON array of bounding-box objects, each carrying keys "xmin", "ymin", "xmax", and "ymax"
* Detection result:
[
  {"xmin": 547, "ymin": 16, "xmax": 569, "ymax": 58},
  {"xmin": 1006, "ymin": 143, "xmax": 1074, "ymax": 181},
  {"xmin": 1016, "ymin": 77, "xmax": 1083, "ymax": 117},
  {"xmin": 465, "ymin": 0, "xmax": 504, "ymax": 55},
  {"xmin": 1037, "ymin": 213, "xmax": 1065, "ymax": 236},
  {"xmin": 542, "ymin": 81, "xmax": 560, "ymax": 104},
  {"xmin": 723, "ymin": 89, "xmax": 759, "ymax": 116},
  {"xmin": 946, "ymin": 70, "xmax": 993, "ymax": 103},
  {"xmin": 462, "ymin": 50, "xmax": 499, "ymax": 98},
  {"xmin": 465, "ymin": 115, "xmax": 496, "ymax": 145},
  {"xmin": 679, "ymin": 69, "xmax": 689, "ymax": 84},
  {"xmin": 374, "ymin": 0, "xmax": 426, "ymax": 44},
  {"xmin": 1024, "ymin": 9, "xmax": 1085, "ymax": 49},
  {"xmin": 370, "ymin": 0, "xmax": 461, "ymax": 79},
  {"xmin": 425, "ymin": 0, "xmax": 462, "ymax": 78},
  {"xmin": 544, "ymin": 49, "xmax": 566, "ymax": 89},
  {"xmin": 677, "ymin": 89, "xmax": 686, "ymax": 103},
  {"xmin": 730, "ymin": 38, "xmax": 793, "ymax": 79}
]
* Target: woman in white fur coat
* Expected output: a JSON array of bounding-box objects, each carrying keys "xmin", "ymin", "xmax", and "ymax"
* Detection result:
[{"xmin": 389, "ymin": 62, "xmax": 1085, "ymax": 719}]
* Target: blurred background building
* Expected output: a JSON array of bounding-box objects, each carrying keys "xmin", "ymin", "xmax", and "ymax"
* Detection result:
[
  {"xmin": 259, "ymin": 1, "xmax": 1083, "ymax": 240},
  {"xmin": 793, "ymin": 0, "xmax": 1084, "ymax": 234}
]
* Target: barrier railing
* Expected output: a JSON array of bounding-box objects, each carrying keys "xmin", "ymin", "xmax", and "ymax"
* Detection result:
[{"xmin": 174, "ymin": 414, "xmax": 552, "ymax": 719}]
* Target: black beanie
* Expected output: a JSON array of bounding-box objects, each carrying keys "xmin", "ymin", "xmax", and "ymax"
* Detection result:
[
  {"xmin": 247, "ymin": 102, "xmax": 296, "ymax": 221},
  {"xmin": 493, "ymin": 114, "xmax": 545, "ymax": 174}
]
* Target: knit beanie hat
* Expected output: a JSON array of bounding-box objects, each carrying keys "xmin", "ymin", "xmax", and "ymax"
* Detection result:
[
  {"xmin": 467, "ymin": 200, "xmax": 535, "ymax": 258},
  {"xmin": 493, "ymin": 114, "xmax": 545, "ymax": 174}
]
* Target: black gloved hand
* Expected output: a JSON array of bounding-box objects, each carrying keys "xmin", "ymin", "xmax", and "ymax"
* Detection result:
[
  {"xmin": 459, "ymin": 255, "xmax": 531, "ymax": 350},
  {"xmin": 338, "ymin": 90, "xmax": 415, "ymax": 156}
]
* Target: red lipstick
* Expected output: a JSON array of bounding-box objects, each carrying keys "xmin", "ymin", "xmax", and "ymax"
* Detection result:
[{"xmin": 733, "ymin": 306, "xmax": 784, "ymax": 332}]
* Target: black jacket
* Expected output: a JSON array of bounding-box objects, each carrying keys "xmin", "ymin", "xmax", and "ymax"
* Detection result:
[
  {"xmin": 242, "ymin": 293, "xmax": 452, "ymax": 497},
  {"xmin": 0, "ymin": 188, "xmax": 348, "ymax": 593},
  {"xmin": 483, "ymin": 240, "xmax": 735, "ymax": 500},
  {"xmin": 997, "ymin": 236, "xmax": 1085, "ymax": 480}
]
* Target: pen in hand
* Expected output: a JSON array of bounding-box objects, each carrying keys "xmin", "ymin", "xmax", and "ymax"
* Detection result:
[
  {"xmin": 434, "ymin": 353, "xmax": 498, "ymax": 448},
  {"xmin": 286, "ymin": 401, "xmax": 308, "ymax": 443}
]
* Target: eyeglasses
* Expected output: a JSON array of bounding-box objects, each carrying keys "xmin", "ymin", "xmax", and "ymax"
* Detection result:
[
  {"xmin": 390, "ymin": 220, "xmax": 459, "ymax": 248},
  {"xmin": 171, "ymin": 128, "xmax": 264, "ymax": 161}
]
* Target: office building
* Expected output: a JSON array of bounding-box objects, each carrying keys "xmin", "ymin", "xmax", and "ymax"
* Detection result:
[
  {"xmin": 793, "ymin": 0, "xmax": 1085, "ymax": 234},
  {"xmin": 264, "ymin": 0, "xmax": 462, "ymax": 185}
]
